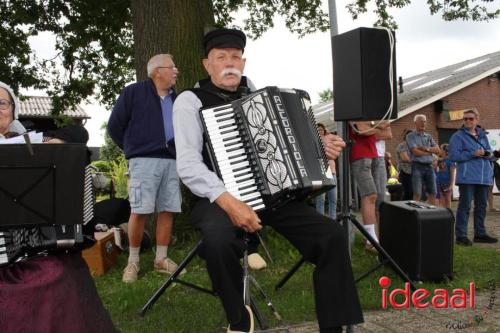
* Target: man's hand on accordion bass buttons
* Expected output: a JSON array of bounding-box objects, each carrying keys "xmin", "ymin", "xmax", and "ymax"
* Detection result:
[
  {"xmin": 215, "ymin": 192, "xmax": 262, "ymax": 233},
  {"xmin": 322, "ymin": 134, "xmax": 346, "ymax": 160}
]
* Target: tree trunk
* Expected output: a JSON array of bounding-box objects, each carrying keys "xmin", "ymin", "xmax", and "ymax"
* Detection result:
[{"xmin": 131, "ymin": 0, "xmax": 215, "ymax": 90}]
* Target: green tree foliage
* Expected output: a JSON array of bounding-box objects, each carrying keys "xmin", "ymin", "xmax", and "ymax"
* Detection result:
[
  {"xmin": 319, "ymin": 88, "xmax": 333, "ymax": 102},
  {"xmin": 0, "ymin": 0, "xmax": 330, "ymax": 116},
  {"xmin": 0, "ymin": 0, "xmax": 134, "ymax": 115},
  {"xmin": 99, "ymin": 122, "xmax": 123, "ymax": 163},
  {"xmin": 1, "ymin": 0, "xmax": 497, "ymax": 116}
]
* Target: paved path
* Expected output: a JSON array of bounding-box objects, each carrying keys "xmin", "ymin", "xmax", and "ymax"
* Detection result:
[{"xmin": 258, "ymin": 197, "xmax": 500, "ymax": 333}]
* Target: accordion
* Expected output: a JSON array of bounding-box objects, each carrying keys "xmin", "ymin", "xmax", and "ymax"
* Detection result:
[
  {"xmin": 200, "ymin": 86, "xmax": 335, "ymax": 212},
  {"xmin": 0, "ymin": 224, "xmax": 84, "ymax": 266}
]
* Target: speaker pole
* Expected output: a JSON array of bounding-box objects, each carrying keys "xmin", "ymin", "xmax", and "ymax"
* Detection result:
[
  {"xmin": 328, "ymin": 3, "xmax": 356, "ymax": 333},
  {"xmin": 330, "ymin": 25, "xmax": 417, "ymax": 292}
]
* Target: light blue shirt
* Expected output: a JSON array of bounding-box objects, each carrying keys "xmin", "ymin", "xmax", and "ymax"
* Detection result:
[
  {"xmin": 406, "ymin": 131, "xmax": 437, "ymax": 164},
  {"xmin": 160, "ymin": 90, "xmax": 174, "ymax": 142}
]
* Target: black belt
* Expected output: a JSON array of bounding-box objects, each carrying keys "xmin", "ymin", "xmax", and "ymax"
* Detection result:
[{"xmin": 413, "ymin": 161, "xmax": 432, "ymax": 166}]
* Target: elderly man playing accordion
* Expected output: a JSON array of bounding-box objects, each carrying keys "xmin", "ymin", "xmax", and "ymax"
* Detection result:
[
  {"xmin": 173, "ymin": 28, "xmax": 363, "ymax": 333},
  {"xmin": 0, "ymin": 81, "xmax": 116, "ymax": 332}
]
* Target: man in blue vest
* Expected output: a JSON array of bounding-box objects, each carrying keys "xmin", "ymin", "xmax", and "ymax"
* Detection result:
[
  {"xmin": 108, "ymin": 54, "xmax": 182, "ymax": 283},
  {"xmin": 173, "ymin": 28, "xmax": 362, "ymax": 333}
]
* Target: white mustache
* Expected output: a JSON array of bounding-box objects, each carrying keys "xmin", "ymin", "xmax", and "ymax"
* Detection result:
[{"xmin": 220, "ymin": 68, "xmax": 242, "ymax": 79}]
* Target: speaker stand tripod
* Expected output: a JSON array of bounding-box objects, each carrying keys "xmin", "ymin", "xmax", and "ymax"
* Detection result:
[{"xmin": 275, "ymin": 122, "xmax": 417, "ymax": 332}]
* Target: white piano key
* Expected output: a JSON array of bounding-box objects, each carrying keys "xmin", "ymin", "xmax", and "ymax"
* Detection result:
[
  {"xmin": 221, "ymin": 172, "xmax": 254, "ymax": 183},
  {"xmin": 216, "ymin": 155, "xmax": 247, "ymax": 167},
  {"xmin": 208, "ymin": 132, "xmax": 240, "ymax": 143},
  {"xmin": 211, "ymin": 136, "xmax": 241, "ymax": 147},
  {"xmin": 214, "ymin": 148, "xmax": 246, "ymax": 161},
  {"xmin": 206, "ymin": 126, "xmax": 237, "ymax": 135},
  {"xmin": 213, "ymin": 142, "xmax": 243, "ymax": 154},
  {"xmin": 211, "ymin": 125, "xmax": 238, "ymax": 135},
  {"xmin": 220, "ymin": 167, "xmax": 251, "ymax": 179},
  {"xmin": 245, "ymin": 198, "xmax": 263, "ymax": 207},
  {"xmin": 202, "ymin": 112, "xmax": 233, "ymax": 122},
  {"xmin": 225, "ymin": 179, "xmax": 256, "ymax": 191},
  {"xmin": 203, "ymin": 110, "xmax": 235, "ymax": 119},
  {"xmin": 202, "ymin": 107, "xmax": 233, "ymax": 116},
  {"xmin": 240, "ymin": 192, "xmax": 261, "ymax": 202},
  {"xmin": 233, "ymin": 184, "xmax": 259, "ymax": 195},
  {"xmin": 252, "ymin": 204, "xmax": 266, "ymax": 211},
  {"xmin": 223, "ymin": 178, "xmax": 256, "ymax": 190},
  {"xmin": 219, "ymin": 161, "xmax": 250, "ymax": 173},
  {"xmin": 203, "ymin": 105, "xmax": 232, "ymax": 114},
  {"xmin": 204, "ymin": 117, "xmax": 235, "ymax": 127}
]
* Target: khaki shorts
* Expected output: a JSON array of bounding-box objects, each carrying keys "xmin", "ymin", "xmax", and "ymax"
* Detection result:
[
  {"xmin": 128, "ymin": 157, "xmax": 182, "ymax": 214},
  {"xmin": 351, "ymin": 158, "xmax": 377, "ymax": 198}
]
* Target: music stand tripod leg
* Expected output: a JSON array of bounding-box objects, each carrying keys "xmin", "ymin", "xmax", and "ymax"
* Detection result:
[
  {"xmin": 139, "ymin": 239, "xmax": 203, "ymax": 316},
  {"xmin": 274, "ymin": 257, "xmax": 306, "ymax": 290},
  {"xmin": 348, "ymin": 213, "xmax": 417, "ymax": 290}
]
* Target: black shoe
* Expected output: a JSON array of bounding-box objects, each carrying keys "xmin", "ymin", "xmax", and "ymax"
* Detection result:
[
  {"xmin": 456, "ymin": 237, "xmax": 472, "ymax": 246},
  {"xmin": 473, "ymin": 234, "xmax": 498, "ymax": 243}
]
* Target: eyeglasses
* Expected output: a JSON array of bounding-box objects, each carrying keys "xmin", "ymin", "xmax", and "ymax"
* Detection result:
[
  {"xmin": 156, "ymin": 65, "xmax": 177, "ymax": 70},
  {"xmin": 0, "ymin": 99, "xmax": 13, "ymax": 110},
  {"xmin": 463, "ymin": 117, "xmax": 476, "ymax": 121}
]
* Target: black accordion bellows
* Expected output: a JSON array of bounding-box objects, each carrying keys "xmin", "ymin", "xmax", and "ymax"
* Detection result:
[{"xmin": 200, "ymin": 86, "xmax": 335, "ymax": 211}]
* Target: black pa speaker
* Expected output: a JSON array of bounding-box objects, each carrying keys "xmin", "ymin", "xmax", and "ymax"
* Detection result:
[
  {"xmin": 380, "ymin": 201, "xmax": 454, "ymax": 282},
  {"xmin": 333, "ymin": 27, "xmax": 397, "ymax": 121}
]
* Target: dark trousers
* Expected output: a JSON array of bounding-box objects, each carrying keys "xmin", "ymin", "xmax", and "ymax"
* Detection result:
[
  {"xmin": 399, "ymin": 171, "xmax": 413, "ymax": 200},
  {"xmin": 456, "ymin": 184, "xmax": 488, "ymax": 238},
  {"xmin": 191, "ymin": 199, "xmax": 364, "ymax": 329}
]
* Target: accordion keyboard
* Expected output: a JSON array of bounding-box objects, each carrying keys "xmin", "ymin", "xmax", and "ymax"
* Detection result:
[
  {"xmin": 202, "ymin": 104, "xmax": 266, "ymax": 211},
  {"xmin": 0, "ymin": 227, "xmax": 42, "ymax": 265}
]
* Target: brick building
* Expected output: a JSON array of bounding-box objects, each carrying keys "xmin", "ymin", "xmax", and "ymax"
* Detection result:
[{"xmin": 313, "ymin": 50, "xmax": 500, "ymax": 157}]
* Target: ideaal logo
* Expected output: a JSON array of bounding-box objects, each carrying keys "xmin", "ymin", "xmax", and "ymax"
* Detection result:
[
  {"xmin": 379, "ymin": 276, "xmax": 475, "ymax": 309},
  {"xmin": 379, "ymin": 277, "xmax": 496, "ymax": 330}
]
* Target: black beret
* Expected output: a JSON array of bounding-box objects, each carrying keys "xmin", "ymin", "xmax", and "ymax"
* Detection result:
[{"xmin": 203, "ymin": 28, "xmax": 246, "ymax": 56}]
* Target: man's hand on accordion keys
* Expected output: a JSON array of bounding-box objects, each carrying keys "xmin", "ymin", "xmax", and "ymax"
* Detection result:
[
  {"xmin": 322, "ymin": 134, "xmax": 346, "ymax": 160},
  {"xmin": 215, "ymin": 192, "xmax": 262, "ymax": 233}
]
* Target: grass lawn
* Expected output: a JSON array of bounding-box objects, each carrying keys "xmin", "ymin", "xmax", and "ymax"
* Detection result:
[{"xmin": 94, "ymin": 227, "xmax": 499, "ymax": 333}]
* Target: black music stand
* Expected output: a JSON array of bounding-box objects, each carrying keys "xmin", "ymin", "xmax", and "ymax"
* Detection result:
[{"xmin": 0, "ymin": 144, "xmax": 87, "ymax": 227}]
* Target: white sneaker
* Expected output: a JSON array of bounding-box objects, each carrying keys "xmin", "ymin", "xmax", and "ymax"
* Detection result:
[
  {"xmin": 122, "ymin": 262, "xmax": 139, "ymax": 283},
  {"xmin": 154, "ymin": 257, "xmax": 186, "ymax": 275},
  {"xmin": 248, "ymin": 253, "xmax": 267, "ymax": 270}
]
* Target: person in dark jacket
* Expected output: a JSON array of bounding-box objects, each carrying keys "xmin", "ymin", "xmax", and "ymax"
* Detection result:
[
  {"xmin": 448, "ymin": 109, "xmax": 498, "ymax": 246},
  {"xmin": 108, "ymin": 54, "xmax": 182, "ymax": 283}
]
